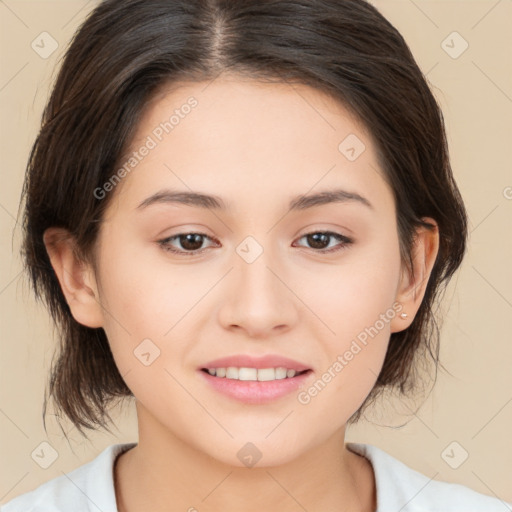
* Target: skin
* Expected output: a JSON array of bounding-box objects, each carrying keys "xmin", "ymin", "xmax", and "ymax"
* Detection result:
[{"xmin": 44, "ymin": 74, "xmax": 439, "ymax": 512}]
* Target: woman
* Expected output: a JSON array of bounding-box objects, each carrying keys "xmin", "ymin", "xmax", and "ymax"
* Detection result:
[{"xmin": 3, "ymin": 0, "xmax": 511, "ymax": 510}]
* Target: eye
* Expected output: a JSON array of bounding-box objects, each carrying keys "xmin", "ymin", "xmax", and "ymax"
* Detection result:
[
  {"xmin": 293, "ymin": 231, "xmax": 353, "ymax": 253},
  {"xmin": 158, "ymin": 232, "xmax": 218, "ymax": 256},
  {"xmin": 158, "ymin": 230, "xmax": 353, "ymax": 256}
]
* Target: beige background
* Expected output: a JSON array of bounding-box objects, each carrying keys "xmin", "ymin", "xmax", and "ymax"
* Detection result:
[{"xmin": 1, "ymin": 0, "xmax": 511, "ymax": 506}]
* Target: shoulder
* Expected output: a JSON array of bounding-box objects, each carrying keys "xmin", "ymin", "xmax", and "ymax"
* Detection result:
[
  {"xmin": 1, "ymin": 442, "xmax": 136, "ymax": 512},
  {"xmin": 347, "ymin": 442, "xmax": 512, "ymax": 512}
]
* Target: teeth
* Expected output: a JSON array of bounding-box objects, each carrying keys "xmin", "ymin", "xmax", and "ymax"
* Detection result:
[{"xmin": 206, "ymin": 367, "xmax": 301, "ymax": 381}]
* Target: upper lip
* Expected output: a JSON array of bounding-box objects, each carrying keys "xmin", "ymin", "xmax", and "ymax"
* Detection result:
[{"xmin": 201, "ymin": 355, "xmax": 311, "ymax": 372}]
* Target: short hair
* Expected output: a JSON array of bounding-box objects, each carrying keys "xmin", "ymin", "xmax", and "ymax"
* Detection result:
[{"xmin": 20, "ymin": 0, "xmax": 468, "ymax": 438}]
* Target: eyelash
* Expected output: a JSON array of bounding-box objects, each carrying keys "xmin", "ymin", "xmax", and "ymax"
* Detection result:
[{"xmin": 157, "ymin": 230, "xmax": 353, "ymax": 257}]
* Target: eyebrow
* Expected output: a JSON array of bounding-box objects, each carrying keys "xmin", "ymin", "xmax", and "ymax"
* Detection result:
[{"xmin": 135, "ymin": 188, "xmax": 373, "ymax": 212}]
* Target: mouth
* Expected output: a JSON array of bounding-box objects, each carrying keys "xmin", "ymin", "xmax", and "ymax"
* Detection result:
[
  {"xmin": 200, "ymin": 367, "xmax": 312, "ymax": 381},
  {"xmin": 198, "ymin": 367, "xmax": 314, "ymax": 404}
]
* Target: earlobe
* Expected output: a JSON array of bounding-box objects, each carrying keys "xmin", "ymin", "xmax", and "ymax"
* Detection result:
[
  {"xmin": 391, "ymin": 218, "xmax": 440, "ymax": 333},
  {"xmin": 43, "ymin": 227, "xmax": 104, "ymax": 328}
]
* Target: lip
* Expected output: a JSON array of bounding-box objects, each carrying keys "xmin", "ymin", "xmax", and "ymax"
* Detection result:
[
  {"xmin": 200, "ymin": 354, "xmax": 311, "ymax": 372},
  {"xmin": 198, "ymin": 368, "xmax": 313, "ymax": 404}
]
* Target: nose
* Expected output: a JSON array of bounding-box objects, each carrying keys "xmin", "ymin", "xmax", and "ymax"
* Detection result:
[{"xmin": 217, "ymin": 244, "xmax": 298, "ymax": 338}]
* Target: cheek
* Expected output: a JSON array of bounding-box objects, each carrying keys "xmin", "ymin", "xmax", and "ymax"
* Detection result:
[
  {"xmin": 93, "ymin": 231, "xmax": 229, "ymax": 384},
  {"xmin": 295, "ymin": 238, "xmax": 401, "ymax": 415},
  {"xmin": 97, "ymin": 228, "xmax": 198, "ymax": 329},
  {"xmin": 302, "ymin": 236, "xmax": 401, "ymax": 342},
  {"xmin": 296, "ymin": 290, "xmax": 395, "ymax": 434},
  {"xmin": 92, "ymin": 233, "xmax": 177, "ymax": 370}
]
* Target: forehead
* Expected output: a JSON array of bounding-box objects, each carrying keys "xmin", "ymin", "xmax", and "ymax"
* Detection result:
[{"xmin": 105, "ymin": 76, "xmax": 392, "ymax": 217}]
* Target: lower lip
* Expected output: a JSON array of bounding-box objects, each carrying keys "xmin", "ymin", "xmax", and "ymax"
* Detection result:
[{"xmin": 198, "ymin": 370, "xmax": 313, "ymax": 404}]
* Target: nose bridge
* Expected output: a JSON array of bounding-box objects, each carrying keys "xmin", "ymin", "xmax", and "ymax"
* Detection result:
[
  {"xmin": 235, "ymin": 234, "xmax": 284, "ymax": 306},
  {"xmin": 218, "ymin": 234, "xmax": 296, "ymax": 335}
]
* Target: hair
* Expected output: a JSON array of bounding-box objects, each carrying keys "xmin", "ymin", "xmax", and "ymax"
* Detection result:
[{"xmin": 19, "ymin": 0, "xmax": 468, "ymax": 438}]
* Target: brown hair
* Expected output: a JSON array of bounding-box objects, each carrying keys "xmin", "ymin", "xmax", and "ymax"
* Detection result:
[{"xmin": 20, "ymin": 0, "xmax": 468, "ymax": 438}]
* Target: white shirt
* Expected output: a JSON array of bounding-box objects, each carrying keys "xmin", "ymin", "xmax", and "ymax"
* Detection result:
[{"xmin": 2, "ymin": 442, "xmax": 511, "ymax": 511}]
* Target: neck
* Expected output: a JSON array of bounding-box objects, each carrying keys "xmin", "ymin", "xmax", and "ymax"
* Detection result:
[{"xmin": 114, "ymin": 404, "xmax": 376, "ymax": 512}]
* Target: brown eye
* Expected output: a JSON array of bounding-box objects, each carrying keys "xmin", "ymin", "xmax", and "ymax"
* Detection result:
[
  {"xmin": 293, "ymin": 231, "xmax": 353, "ymax": 253},
  {"xmin": 158, "ymin": 232, "xmax": 217, "ymax": 256}
]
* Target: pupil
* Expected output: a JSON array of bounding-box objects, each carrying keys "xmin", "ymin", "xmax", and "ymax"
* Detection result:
[
  {"xmin": 308, "ymin": 233, "xmax": 329, "ymax": 249},
  {"xmin": 181, "ymin": 233, "xmax": 203, "ymax": 250}
]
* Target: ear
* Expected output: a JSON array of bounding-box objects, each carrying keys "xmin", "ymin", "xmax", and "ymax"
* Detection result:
[
  {"xmin": 390, "ymin": 217, "xmax": 440, "ymax": 333},
  {"xmin": 43, "ymin": 227, "xmax": 104, "ymax": 328}
]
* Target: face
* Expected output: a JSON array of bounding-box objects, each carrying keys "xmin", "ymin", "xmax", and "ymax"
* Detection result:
[{"xmin": 69, "ymin": 76, "xmax": 412, "ymax": 466}]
